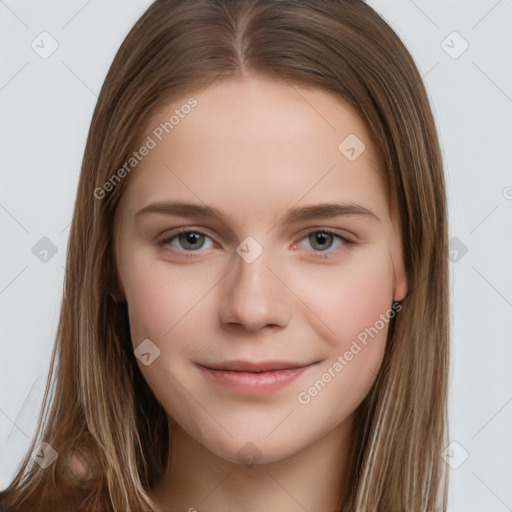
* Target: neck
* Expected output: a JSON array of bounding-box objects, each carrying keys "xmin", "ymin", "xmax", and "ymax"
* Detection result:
[{"xmin": 150, "ymin": 416, "xmax": 354, "ymax": 512}]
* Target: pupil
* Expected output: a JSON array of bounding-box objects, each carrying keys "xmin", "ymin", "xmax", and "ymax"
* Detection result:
[
  {"xmin": 311, "ymin": 232, "xmax": 332, "ymax": 251},
  {"xmin": 180, "ymin": 232, "xmax": 203, "ymax": 250}
]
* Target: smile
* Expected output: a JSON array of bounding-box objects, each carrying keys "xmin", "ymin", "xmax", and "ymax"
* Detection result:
[{"xmin": 196, "ymin": 360, "xmax": 318, "ymax": 395}]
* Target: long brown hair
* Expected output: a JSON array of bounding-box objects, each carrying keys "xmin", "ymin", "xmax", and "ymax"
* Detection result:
[{"xmin": 0, "ymin": 1, "xmax": 449, "ymax": 510}]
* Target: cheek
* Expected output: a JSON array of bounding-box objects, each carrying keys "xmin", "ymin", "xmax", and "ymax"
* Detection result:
[
  {"xmin": 293, "ymin": 249, "xmax": 394, "ymax": 401},
  {"xmin": 122, "ymin": 254, "xmax": 211, "ymax": 345},
  {"xmin": 290, "ymin": 247, "xmax": 395, "ymax": 346},
  {"xmin": 121, "ymin": 257, "xmax": 212, "ymax": 427},
  {"xmin": 293, "ymin": 249, "xmax": 395, "ymax": 418},
  {"xmin": 124, "ymin": 275, "xmax": 173, "ymax": 345}
]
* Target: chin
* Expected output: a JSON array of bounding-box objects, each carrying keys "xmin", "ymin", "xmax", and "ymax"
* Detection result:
[{"xmin": 194, "ymin": 427, "xmax": 310, "ymax": 467}]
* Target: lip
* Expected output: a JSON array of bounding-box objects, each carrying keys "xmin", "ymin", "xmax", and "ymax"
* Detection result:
[{"xmin": 197, "ymin": 360, "xmax": 317, "ymax": 395}]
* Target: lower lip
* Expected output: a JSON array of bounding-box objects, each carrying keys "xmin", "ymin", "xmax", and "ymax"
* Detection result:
[{"xmin": 198, "ymin": 365, "xmax": 311, "ymax": 395}]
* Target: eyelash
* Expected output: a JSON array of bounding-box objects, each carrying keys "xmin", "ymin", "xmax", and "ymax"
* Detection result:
[{"xmin": 155, "ymin": 228, "xmax": 354, "ymax": 260}]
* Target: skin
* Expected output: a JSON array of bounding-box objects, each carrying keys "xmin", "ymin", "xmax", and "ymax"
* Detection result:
[{"xmin": 114, "ymin": 74, "xmax": 407, "ymax": 512}]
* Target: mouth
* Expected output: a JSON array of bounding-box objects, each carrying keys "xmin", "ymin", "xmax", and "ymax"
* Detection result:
[{"xmin": 196, "ymin": 360, "xmax": 319, "ymax": 395}]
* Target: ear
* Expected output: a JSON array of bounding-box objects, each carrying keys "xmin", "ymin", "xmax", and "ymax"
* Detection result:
[
  {"xmin": 393, "ymin": 260, "xmax": 408, "ymax": 302},
  {"xmin": 389, "ymin": 225, "xmax": 408, "ymax": 302},
  {"xmin": 111, "ymin": 225, "xmax": 126, "ymax": 303},
  {"xmin": 111, "ymin": 261, "xmax": 126, "ymax": 303}
]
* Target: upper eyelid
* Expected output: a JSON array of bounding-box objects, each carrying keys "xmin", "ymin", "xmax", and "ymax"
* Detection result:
[
  {"xmin": 294, "ymin": 229, "xmax": 353, "ymax": 248},
  {"xmin": 156, "ymin": 226, "xmax": 219, "ymax": 244}
]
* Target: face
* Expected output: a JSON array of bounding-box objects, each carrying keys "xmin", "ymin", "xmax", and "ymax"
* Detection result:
[{"xmin": 114, "ymin": 74, "xmax": 407, "ymax": 465}]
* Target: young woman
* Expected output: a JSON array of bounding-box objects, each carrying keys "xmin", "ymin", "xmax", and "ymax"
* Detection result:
[{"xmin": 0, "ymin": 1, "xmax": 449, "ymax": 510}]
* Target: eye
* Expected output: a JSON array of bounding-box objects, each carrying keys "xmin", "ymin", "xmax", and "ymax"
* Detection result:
[
  {"xmin": 155, "ymin": 227, "xmax": 353, "ymax": 259},
  {"xmin": 294, "ymin": 229, "xmax": 353, "ymax": 258},
  {"xmin": 156, "ymin": 229, "xmax": 215, "ymax": 252}
]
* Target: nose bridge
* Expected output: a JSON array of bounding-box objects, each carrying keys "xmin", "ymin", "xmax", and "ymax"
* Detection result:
[{"xmin": 219, "ymin": 239, "xmax": 292, "ymax": 331}]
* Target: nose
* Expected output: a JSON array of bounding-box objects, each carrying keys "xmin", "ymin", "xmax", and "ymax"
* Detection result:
[{"xmin": 219, "ymin": 246, "xmax": 292, "ymax": 333}]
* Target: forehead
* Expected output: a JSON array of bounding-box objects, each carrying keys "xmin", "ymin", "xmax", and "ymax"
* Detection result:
[{"xmin": 117, "ymin": 75, "xmax": 388, "ymax": 225}]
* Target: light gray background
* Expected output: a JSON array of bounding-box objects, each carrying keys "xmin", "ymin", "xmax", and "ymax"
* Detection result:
[{"xmin": 1, "ymin": 1, "xmax": 511, "ymax": 510}]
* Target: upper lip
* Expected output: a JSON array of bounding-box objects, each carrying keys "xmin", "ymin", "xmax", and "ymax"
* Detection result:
[{"xmin": 199, "ymin": 360, "xmax": 315, "ymax": 373}]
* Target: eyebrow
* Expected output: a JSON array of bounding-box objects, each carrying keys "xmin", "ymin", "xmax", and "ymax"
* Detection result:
[{"xmin": 135, "ymin": 200, "xmax": 380, "ymax": 225}]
